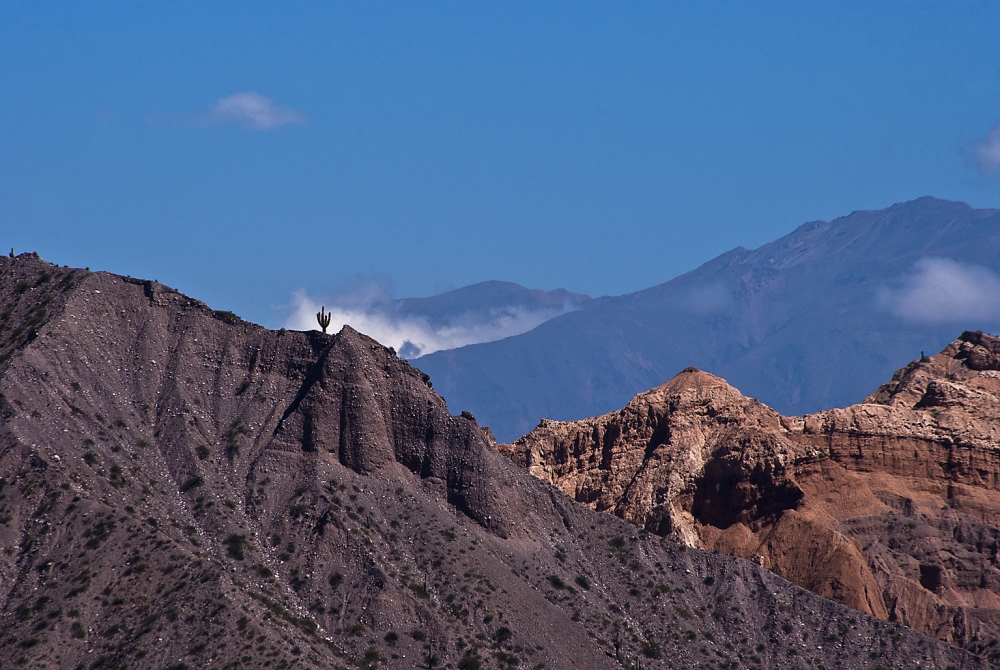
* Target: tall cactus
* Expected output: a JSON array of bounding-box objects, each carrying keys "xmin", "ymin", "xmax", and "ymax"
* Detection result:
[{"xmin": 316, "ymin": 306, "xmax": 332, "ymax": 334}]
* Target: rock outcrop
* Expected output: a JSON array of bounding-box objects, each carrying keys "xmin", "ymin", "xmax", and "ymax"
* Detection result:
[
  {"xmin": 502, "ymin": 332, "xmax": 1000, "ymax": 664},
  {"xmin": 1, "ymin": 254, "xmax": 983, "ymax": 669}
]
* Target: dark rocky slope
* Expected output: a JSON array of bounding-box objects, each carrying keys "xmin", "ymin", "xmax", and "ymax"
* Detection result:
[{"xmin": 0, "ymin": 254, "xmax": 986, "ymax": 670}]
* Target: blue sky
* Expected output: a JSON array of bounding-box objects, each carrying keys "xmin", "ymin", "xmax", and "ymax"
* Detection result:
[{"xmin": 3, "ymin": 1, "xmax": 1000, "ymax": 327}]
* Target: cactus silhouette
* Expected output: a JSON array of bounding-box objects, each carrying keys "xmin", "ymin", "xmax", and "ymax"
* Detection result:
[{"xmin": 317, "ymin": 306, "xmax": 332, "ymax": 334}]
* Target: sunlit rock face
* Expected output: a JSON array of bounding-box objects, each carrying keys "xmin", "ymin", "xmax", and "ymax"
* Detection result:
[{"xmin": 502, "ymin": 331, "xmax": 1000, "ymax": 664}]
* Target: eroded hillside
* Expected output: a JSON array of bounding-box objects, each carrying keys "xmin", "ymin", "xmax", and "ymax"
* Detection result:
[
  {"xmin": 502, "ymin": 330, "xmax": 1000, "ymax": 664},
  {"xmin": 0, "ymin": 254, "xmax": 985, "ymax": 670}
]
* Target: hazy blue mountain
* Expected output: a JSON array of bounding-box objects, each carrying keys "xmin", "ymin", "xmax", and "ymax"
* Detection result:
[
  {"xmin": 389, "ymin": 281, "xmax": 590, "ymax": 358},
  {"xmin": 414, "ymin": 197, "xmax": 1000, "ymax": 441},
  {"xmin": 393, "ymin": 280, "xmax": 589, "ymax": 329},
  {"xmin": 296, "ymin": 280, "xmax": 590, "ymax": 359}
]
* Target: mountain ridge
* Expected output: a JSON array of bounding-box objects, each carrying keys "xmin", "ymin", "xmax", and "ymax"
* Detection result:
[
  {"xmin": 417, "ymin": 196, "xmax": 1000, "ymax": 441},
  {"xmin": 0, "ymin": 253, "xmax": 985, "ymax": 669}
]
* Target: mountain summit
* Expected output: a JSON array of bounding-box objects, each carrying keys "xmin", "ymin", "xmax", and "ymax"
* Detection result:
[
  {"xmin": 502, "ymin": 330, "xmax": 1000, "ymax": 664},
  {"xmin": 417, "ymin": 197, "xmax": 1000, "ymax": 441}
]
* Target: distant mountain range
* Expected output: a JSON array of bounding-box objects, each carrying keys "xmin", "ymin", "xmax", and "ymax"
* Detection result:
[{"xmin": 412, "ymin": 197, "xmax": 1000, "ymax": 441}]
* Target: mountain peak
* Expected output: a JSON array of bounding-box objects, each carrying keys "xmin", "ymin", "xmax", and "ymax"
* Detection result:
[
  {"xmin": 501, "ymin": 331, "xmax": 1000, "ymax": 663},
  {"xmin": 415, "ymin": 197, "xmax": 1000, "ymax": 441}
]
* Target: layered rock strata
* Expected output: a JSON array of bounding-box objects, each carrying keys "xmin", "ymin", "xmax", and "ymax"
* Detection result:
[{"xmin": 502, "ymin": 331, "xmax": 1000, "ymax": 663}]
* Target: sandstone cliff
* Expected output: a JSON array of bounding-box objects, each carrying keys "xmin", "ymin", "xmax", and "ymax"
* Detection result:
[{"xmin": 502, "ymin": 331, "xmax": 1000, "ymax": 663}]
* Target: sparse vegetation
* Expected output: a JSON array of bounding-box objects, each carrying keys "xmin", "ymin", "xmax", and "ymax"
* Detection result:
[
  {"xmin": 224, "ymin": 534, "xmax": 247, "ymax": 560},
  {"xmin": 212, "ymin": 310, "xmax": 241, "ymax": 325},
  {"xmin": 180, "ymin": 475, "xmax": 203, "ymax": 492}
]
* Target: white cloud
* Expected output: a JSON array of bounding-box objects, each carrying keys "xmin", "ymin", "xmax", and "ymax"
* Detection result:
[
  {"xmin": 198, "ymin": 92, "xmax": 306, "ymax": 130},
  {"xmin": 878, "ymin": 257, "xmax": 1000, "ymax": 324},
  {"xmin": 284, "ymin": 288, "xmax": 582, "ymax": 358},
  {"xmin": 974, "ymin": 124, "xmax": 1000, "ymax": 175}
]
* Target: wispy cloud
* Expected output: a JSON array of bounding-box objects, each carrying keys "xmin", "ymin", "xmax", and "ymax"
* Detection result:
[
  {"xmin": 195, "ymin": 92, "xmax": 306, "ymax": 130},
  {"xmin": 284, "ymin": 286, "xmax": 583, "ymax": 358},
  {"xmin": 974, "ymin": 124, "xmax": 1000, "ymax": 176},
  {"xmin": 878, "ymin": 257, "xmax": 1000, "ymax": 324}
]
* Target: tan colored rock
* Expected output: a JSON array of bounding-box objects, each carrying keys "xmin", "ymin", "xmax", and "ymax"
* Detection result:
[{"xmin": 500, "ymin": 331, "xmax": 1000, "ymax": 664}]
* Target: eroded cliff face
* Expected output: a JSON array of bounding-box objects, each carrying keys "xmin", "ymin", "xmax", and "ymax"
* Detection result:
[
  {"xmin": 501, "ymin": 331, "xmax": 1000, "ymax": 663},
  {"xmin": 3, "ymin": 254, "xmax": 979, "ymax": 670}
]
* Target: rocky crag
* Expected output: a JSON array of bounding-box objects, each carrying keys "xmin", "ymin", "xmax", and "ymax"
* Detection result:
[
  {"xmin": 502, "ymin": 330, "xmax": 1000, "ymax": 664},
  {"xmin": 0, "ymin": 253, "xmax": 985, "ymax": 670}
]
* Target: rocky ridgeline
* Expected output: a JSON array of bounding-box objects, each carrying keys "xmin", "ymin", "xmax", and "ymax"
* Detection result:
[
  {"xmin": 503, "ymin": 330, "xmax": 1000, "ymax": 665},
  {"xmin": 0, "ymin": 254, "xmax": 985, "ymax": 670}
]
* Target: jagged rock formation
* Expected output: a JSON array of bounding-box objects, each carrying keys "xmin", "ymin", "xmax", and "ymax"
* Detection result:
[
  {"xmin": 502, "ymin": 331, "xmax": 1000, "ymax": 664},
  {"xmin": 0, "ymin": 254, "xmax": 986, "ymax": 670}
]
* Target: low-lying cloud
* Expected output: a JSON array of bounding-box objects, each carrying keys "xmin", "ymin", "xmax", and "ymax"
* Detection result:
[
  {"xmin": 196, "ymin": 92, "xmax": 306, "ymax": 130},
  {"xmin": 975, "ymin": 123, "xmax": 1000, "ymax": 176},
  {"xmin": 878, "ymin": 257, "xmax": 1000, "ymax": 324},
  {"xmin": 284, "ymin": 288, "xmax": 582, "ymax": 358}
]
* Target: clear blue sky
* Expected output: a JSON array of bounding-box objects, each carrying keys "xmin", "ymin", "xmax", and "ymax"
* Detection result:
[{"xmin": 3, "ymin": 1, "xmax": 1000, "ymax": 327}]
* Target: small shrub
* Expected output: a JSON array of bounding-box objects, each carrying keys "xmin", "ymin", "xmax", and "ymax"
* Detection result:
[
  {"xmin": 640, "ymin": 639, "xmax": 661, "ymax": 659},
  {"xmin": 384, "ymin": 631, "xmax": 398, "ymax": 646},
  {"xmin": 547, "ymin": 575, "xmax": 567, "ymax": 590},
  {"xmin": 410, "ymin": 629, "xmax": 426, "ymax": 641},
  {"xmin": 213, "ymin": 310, "xmax": 241, "ymax": 325},
  {"xmin": 575, "ymin": 575, "xmax": 591, "ymax": 590},
  {"xmin": 83, "ymin": 516, "xmax": 115, "ymax": 549},
  {"xmin": 180, "ymin": 476, "xmax": 203, "ymax": 492},
  {"xmin": 289, "ymin": 568, "xmax": 306, "ymax": 591},
  {"xmin": 15, "ymin": 601, "xmax": 31, "ymax": 620},
  {"xmin": 225, "ymin": 534, "xmax": 247, "ymax": 560},
  {"xmin": 224, "ymin": 419, "xmax": 251, "ymax": 460},
  {"xmin": 493, "ymin": 651, "xmax": 518, "ymax": 667}
]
